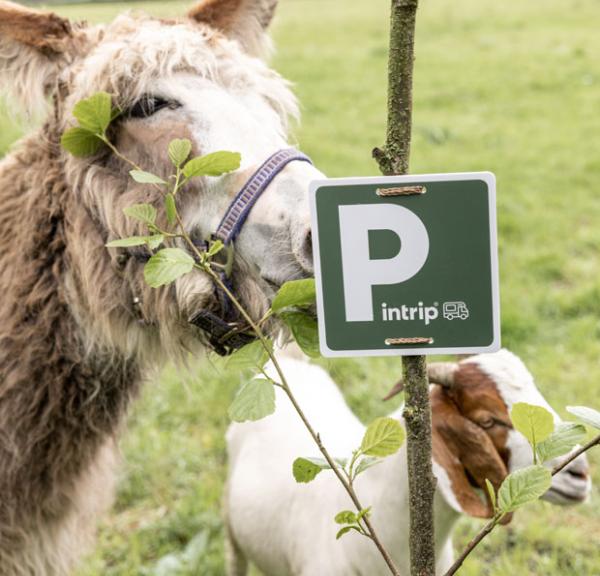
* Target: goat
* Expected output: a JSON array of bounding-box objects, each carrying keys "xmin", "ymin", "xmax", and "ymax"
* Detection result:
[{"xmin": 225, "ymin": 349, "xmax": 592, "ymax": 576}]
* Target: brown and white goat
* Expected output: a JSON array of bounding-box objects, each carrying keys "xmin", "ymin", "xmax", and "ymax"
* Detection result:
[{"xmin": 225, "ymin": 349, "xmax": 591, "ymax": 576}]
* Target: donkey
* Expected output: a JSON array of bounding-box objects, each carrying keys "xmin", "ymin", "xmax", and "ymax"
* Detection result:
[{"xmin": 0, "ymin": 1, "xmax": 321, "ymax": 574}]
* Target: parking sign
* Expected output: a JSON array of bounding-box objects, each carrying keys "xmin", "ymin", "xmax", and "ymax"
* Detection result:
[{"xmin": 309, "ymin": 172, "xmax": 500, "ymax": 357}]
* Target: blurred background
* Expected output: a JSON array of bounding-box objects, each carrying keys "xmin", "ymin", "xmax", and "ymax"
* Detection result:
[{"xmin": 2, "ymin": 0, "xmax": 599, "ymax": 574}]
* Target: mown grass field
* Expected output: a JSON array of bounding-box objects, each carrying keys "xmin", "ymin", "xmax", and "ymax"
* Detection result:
[{"xmin": 2, "ymin": 0, "xmax": 600, "ymax": 574}]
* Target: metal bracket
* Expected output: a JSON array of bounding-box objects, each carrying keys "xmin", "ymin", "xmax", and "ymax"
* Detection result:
[
  {"xmin": 385, "ymin": 337, "xmax": 434, "ymax": 346},
  {"xmin": 376, "ymin": 185, "xmax": 426, "ymax": 197}
]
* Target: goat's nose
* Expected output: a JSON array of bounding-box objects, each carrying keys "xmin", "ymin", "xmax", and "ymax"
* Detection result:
[
  {"xmin": 565, "ymin": 457, "xmax": 590, "ymax": 481},
  {"xmin": 294, "ymin": 228, "xmax": 314, "ymax": 274}
]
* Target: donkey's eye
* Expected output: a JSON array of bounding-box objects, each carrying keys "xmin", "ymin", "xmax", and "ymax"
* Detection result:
[{"xmin": 128, "ymin": 95, "xmax": 179, "ymax": 119}]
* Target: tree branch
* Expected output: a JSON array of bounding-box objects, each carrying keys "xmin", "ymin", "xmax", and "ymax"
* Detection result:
[
  {"xmin": 375, "ymin": 2, "xmax": 436, "ymax": 576},
  {"xmin": 552, "ymin": 433, "xmax": 600, "ymax": 476},
  {"xmin": 402, "ymin": 355, "xmax": 437, "ymax": 576},
  {"xmin": 373, "ymin": 0, "xmax": 419, "ymax": 176},
  {"xmin": 101, "ymin": 134, "xmax": 403, "ymax": 576},
  {"xmin": 203, "ymin": 266, "xmax": 401, "ymax": 576},
  {"xmin": 443, "ymin": 433, "xmax": 600, "ymax": 576},
  {"xmin": 442, "ymin": 515, "xmax": 502, "ymax": 576}
]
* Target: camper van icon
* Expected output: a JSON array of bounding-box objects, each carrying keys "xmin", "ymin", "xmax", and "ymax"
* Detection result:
[{"xmin": 443, "ymin": 301, "xmax": 469, "ymax": 321}]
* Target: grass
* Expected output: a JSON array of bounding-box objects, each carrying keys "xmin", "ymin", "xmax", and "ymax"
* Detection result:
[{"xmin": 2, "ymin": 0, "xmax": 600, "ymax": 574}]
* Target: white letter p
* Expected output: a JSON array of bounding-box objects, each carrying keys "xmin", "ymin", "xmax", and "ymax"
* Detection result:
[{"xmin": 338, "ymin": 204, "xmax": 429, "ymax": 322}]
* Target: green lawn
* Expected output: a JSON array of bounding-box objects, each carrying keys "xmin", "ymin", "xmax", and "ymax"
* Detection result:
[{"xmin": 2, "ymin": 0, "xmax": 600, "ymax": 574}]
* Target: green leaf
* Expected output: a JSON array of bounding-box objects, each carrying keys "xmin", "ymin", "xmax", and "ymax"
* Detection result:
[
  {"xmin": 227, "ymin": 340, "xmax": 271, "ymax": 375},
  {"xmin": 303, "ymin": 457, "xmax": 332, "ymax": 470},
  {"xmin": 511, "ymin": 402, "xmax": 555, "ymax": 447},
  {"xmin": 143, "ymin": 248, "xmax": 194, "ymax": 288},
  {"xmin": 485, "ymin": 478, "xmax": 497, "ymax": 512},
  {"xmin": 72, "ymin": 92, "xmax": 113, "ymax": 134},
  {"xmin": 272, "ymin": 279, "xmax": 316, "ymax": 312},
  {"xmin": 228, "ymin": 377, "xmax": 276, "ymax": 423},
  {"xmin": 130, "ymin": 170, "xmax": 167, "ymax": 185},
  {"xmin": 207, "ymin": 239, "xmax": 225, "ymax": 258},
  {"xmin": 280, "ymin": 312, "xmax": 320, "ymax": 358},
  {"xmin": 168, "ymin": 138, "xmax": 192, "ymax": 168},
  {"xmin": 498, "ymin": 465, "xmax": 552, "ymax": 512},
  {"xmin": 567, "ymin": 406, "xmax": 600, "ymax": 430},
  {"xmin": 182, "ymin": 530, "xmax": 209, "ymax": 567},
  {"xmin": 123, "ymin": 203, "xmax": 157, "ymax": 226},
  {"xmin": 183, "ymin": 151, "xmax": 241, "ymax": 178},
  {"xmin": 334, "ymin": 510, "xmax": 357, "ymax": 525},
  {"xmin": 165, "ymin": 194, "xmax": 177, "ymax": 225},
  {"xmin": 360, "ymin": 417, "xmax": 405, "ymax": 457},
  {"xmin": 106, "ymin": 236, "xmax": 151, "ymax": 248},
  {"xmin": 146, "ymin": 234, "xmax": 165, "ymax": 250},
  {"xmin": 356, "ymin": 507, "xmax": 371, "ymax": 523},
  {"xmin": 61, "ymin": 127, "xmax": 103, "ymax": 157},
  {"xmin": 106, "ymin": 234, "xmax": 164, "ymax": 250},
  {"xmin": 537, "ymin": 422, "xmax": 587, "ymax": 463},
  {"xmin": 354, "ymin": 456, "xmax": 381, "ymax": 478},
  {"xmin": 336, "ymin": 526, "xmax": 362, "ymax": 540},
  {"xmin": 292, "ymin": 457, "xmax": 326, "ymax": 483},
  {"xmin": 334, "ymin": 457, "xmax": 348, "ymax": 469}
]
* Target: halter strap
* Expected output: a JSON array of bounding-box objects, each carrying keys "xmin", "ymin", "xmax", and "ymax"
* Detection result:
[
  {"xmin": 214, "ymin": 148, "xmax": 312, "ymax": 245},
  {"xmin": 190, "ymin": 148, "xmax": 313, "ymax": 355}
]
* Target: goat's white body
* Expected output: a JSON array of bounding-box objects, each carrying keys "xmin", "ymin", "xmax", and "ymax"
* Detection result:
[{"xmin": 226, "ymin": 357, "xmax": 459, "ymax": 576}]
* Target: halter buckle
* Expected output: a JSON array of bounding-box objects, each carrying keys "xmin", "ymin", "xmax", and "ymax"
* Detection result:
[{"xmin": 189, "ymin": 309, "xmax": 255, "ymax": 356}]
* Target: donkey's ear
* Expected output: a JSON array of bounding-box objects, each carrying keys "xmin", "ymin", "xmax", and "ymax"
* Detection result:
[
  {"xmin": 0, "ymin": 1, "xmax": 76, "ymax": 115},
  {"xmin": 431, "ymin": 389, "xmax": 509, "ymax": 520},
  {"xmin": 188, "ymin": 0, "xmax": 277, "ymax": 57}
]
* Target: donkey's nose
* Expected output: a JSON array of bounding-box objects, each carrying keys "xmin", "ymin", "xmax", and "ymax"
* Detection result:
[{"xmin": 293, "ymin": 228, "xmax": 314, "ymax": 274}]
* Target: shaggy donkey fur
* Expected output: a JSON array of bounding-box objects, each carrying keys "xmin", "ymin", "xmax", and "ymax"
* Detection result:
[{"xmin": 0, "ymin": 0, "xmax": 314, "ymax": 574}]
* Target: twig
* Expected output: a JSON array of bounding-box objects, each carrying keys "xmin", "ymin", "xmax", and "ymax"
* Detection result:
[
  {"xmin": 103, "ymin": 136, "xmax": 402, "ymax": 576},
  {"xmin": 552, "ymin": 433, "xmax": 600, "ymax": 476},
  {"xmin": 203, "ymin": 266, "xmax": 401, "ymax": 576},
  {"xmin": 442, "ymin": 515, "xmax": 503, "ymax": 576},
  {"xmin": 443, "ymin": 433, "xmax": 600, "ymax": 576},
  {"xmin": 173, "ymin": 205, "xmax": 401, "ymax": 576}
]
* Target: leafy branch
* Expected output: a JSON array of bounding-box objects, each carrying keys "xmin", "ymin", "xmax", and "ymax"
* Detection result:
[
  {"xmin": 293, "ymin": 416, "xmax": 404, "ymax": 541},
  {"xmin": 444, "ymin": 403, "xmax": 600, "ymax": 576},
  {"xmin": 62, "ymin": 93, "xmax": 404, "ymax": 576}
]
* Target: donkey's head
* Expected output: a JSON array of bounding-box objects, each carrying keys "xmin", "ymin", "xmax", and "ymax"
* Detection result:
[
  {"xmin": 426, "ymin": 350, "xmax": 592, "ymax": 519},
  {"xmin": 0, "ymin": 0, "xmax": 321, "ymax": 357}
]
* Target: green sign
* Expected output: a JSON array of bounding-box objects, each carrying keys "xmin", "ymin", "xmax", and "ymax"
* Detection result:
[{"xmin": 309, "ymin": 173, "xmax": 500, "ymax": 357}]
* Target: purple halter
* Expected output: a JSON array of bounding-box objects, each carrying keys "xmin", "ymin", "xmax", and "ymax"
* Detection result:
[
  {"xmin": 190, "ymin": 148, "xmax": 313, "ymax": 355},
  {"xmin": 214, "ymin": 148, "xmax": 312, "ymax": 246}
]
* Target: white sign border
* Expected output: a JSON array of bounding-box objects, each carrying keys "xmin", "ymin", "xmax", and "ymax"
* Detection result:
[{"xmin": 309, "ymin": 171, "xmax": 501, "ymax": 357}]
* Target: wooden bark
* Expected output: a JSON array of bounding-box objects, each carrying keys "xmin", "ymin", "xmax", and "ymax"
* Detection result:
[
  {"xmin": 374, "ymin": 2, "xmax": 437, "ymax": 575},
  {"xmin": 402, "ymin": 355, "xmax": 436, "ymax": 576}
]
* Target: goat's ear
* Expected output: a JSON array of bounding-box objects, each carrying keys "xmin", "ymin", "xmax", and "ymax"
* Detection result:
[
  {"xmin": 188, "ymin": 0, "xmax": 277, "ymax": 57},
  {"xmin": 384, "ymin": 361, "xmax": 459, "ymax": 401},
  {"xmin": 431, "ymin": 389, "xmax": 509, "ymax": 520},
  {"xmin": 0, "ymin": 1, "xmax": 77, "ymax": 115}
]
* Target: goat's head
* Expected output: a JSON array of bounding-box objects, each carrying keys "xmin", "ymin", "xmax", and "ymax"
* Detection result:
[
  {"xmin": 0, "ymin": 0, "xmax": 319, "ymax": 354},
  {"xmin": 425, "ymin": 350, "xmax": 592, "ymax": 519}
]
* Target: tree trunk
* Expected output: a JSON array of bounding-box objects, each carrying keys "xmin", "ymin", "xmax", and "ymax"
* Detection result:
[{"xmin": 373, "ymin": 2, "xmax": 437, "ymax": 575}]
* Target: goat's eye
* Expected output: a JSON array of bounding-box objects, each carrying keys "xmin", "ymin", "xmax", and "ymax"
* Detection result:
[
  {"xmin": 128, "ymin": 95, "xmax": 179, "ymax": 119},
  {"xmin": 479, "ymin": 418, "xmax": 495, "ymax": 429}
]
